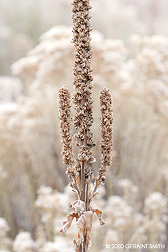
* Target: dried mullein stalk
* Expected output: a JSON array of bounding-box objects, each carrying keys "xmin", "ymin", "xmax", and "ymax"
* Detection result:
[
  {"xmin": 72, "ymin": 0, "xmax": 95, "ymax": 212},
  {"xmin": 58, "ymin": 86, "xmax": 74, "ymax": 166},
  {"xmin": 58, "ymin": 0, "xmax": 113, "ymax": 251},
  {"xmin": 100, "ymin": 88, "xmax": 113, "ymax": 168},
  {"xmin": 99, "ymin": 88, "xmax": 113, "ymax": 179},
  {"xmin": 93, "ymin": 88, "xmax": 113, "ymax": 195},
  {"xmin": 58, "ymin": 87, "xmax": 79, "ymax": 194}
]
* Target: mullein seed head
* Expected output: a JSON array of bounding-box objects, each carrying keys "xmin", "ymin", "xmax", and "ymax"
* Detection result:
[
  {"xmin": 99, "ymin": 87, "xmax": 113, "ymax": 175},
  {"xmin": 58, "ymin": 86, "xmax": 74, "ymax": 166},
  {"xmin": 72, "ymin": 0, "xmax": 94, "ymax": 158}
]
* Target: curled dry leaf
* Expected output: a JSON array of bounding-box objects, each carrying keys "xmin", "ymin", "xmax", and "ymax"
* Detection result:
[
  {"xmin": 90, "ymin": 203, "xmax": 105, "ymax": 225},
  {"xmin": 60, "ymin": 201, "xmax": 104, "ymax": 235},
  {"xmin": 60, "ymin": 212, "xmax": 79, "ymax": 233},
  {"xmin": 77, "ymin": 211, "xmax": 93, "ymax": 249},
  {"xmin": 69, "ymin": 200, "xmax": 85, "ymax": 212}
]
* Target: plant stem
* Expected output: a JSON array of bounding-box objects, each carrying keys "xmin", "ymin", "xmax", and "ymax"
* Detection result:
[
  {"xmin": 81, "ymin": 161, "xmax": 85, "ymax": 202},
  {"xmin": 80, "ymin": 133, "xmax": 87, "ymax": 251}
]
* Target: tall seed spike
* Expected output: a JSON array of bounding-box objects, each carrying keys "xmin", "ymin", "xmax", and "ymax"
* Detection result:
[
  {"xmin": 72, "ymin": 0, "xmax": 94, "ymax": 151},
  {"xmin": 58, "ymin": 86, "xmax": 74, "ymax": 166},
  {"xmin": 100, "ymin": 87, "xmax": 113, "ymax": 174}
]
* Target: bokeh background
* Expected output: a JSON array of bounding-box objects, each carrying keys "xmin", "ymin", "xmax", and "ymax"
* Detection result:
[{"xmin": 0, "ymin": 0, "xmax": 168, "ymax": 251}]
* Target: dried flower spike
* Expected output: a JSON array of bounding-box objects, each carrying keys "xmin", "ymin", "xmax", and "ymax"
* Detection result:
[
  {"xmin": 99, "ymin": 87, "xmax": 113, "ymax": 182},
  {"xmin": 58, "ymin": 86, "xmax": 74, "ymax": 166},
  {"xmin": 100, "ymin": 87, "xmax": 113, "ymax": 167},
  {"xmin": 72, "ymin": 0, "xmax": 96, "ymax": 210},
  {"xmin": 72, "ymin": 0, "xmax": 94, "ymax": 150}
]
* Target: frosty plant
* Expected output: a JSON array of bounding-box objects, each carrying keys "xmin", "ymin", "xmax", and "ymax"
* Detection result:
[{"xmin": 58, "ymin": 0, "xmax": 113, "ymax": 251}]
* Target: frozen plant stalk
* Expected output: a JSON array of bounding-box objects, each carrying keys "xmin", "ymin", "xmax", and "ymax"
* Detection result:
[{"xmin": 58, "ymin": 0, "xmax": 113, "ymax": 251}]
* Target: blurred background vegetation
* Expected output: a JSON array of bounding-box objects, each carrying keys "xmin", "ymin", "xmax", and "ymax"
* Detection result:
[{"xmin": 0, "ymin": 0, "xmax": 168, "ymax": 251}]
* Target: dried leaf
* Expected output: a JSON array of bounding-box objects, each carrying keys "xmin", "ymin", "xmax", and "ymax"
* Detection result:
[
  {"xmin": 60, "ymin": 212, "xmax": 79, "ymax": 232},
  {"xmin": 90, "ymin": 204, "xmax": 105, "ymax": 225},
  {"xmin": 77, "ymin": 211, "xmax": 93, "ymax": 249},
  {"xmin": 69, "ymin": 200, "xmax": 78, "ymax": 209},
  {"xmin": 69, "ymin": 200, "xmax": 85, "ymax": 212}
]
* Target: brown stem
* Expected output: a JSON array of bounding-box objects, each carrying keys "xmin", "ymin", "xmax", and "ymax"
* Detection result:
[
  {"xmin": 80, "ymin": 129, "xmax": 88, "ymax": 251},
  {"xmin": 80, "ymin": 158, "xmax": 87, "ymax": 250},
  {"xmin": 81, "ymin": 161, "xmax": 86, "ymax": 201},
  {"xmin": 80, "ymin": 231, "xmax": 87, "ymax": 252},
  {"xmin": 86, "ymin": 182, "xmax": 89, "ymax": 211},
  {"xmin": 81, "ymin": 128, "xmax": 88, "ymax": 200}
]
